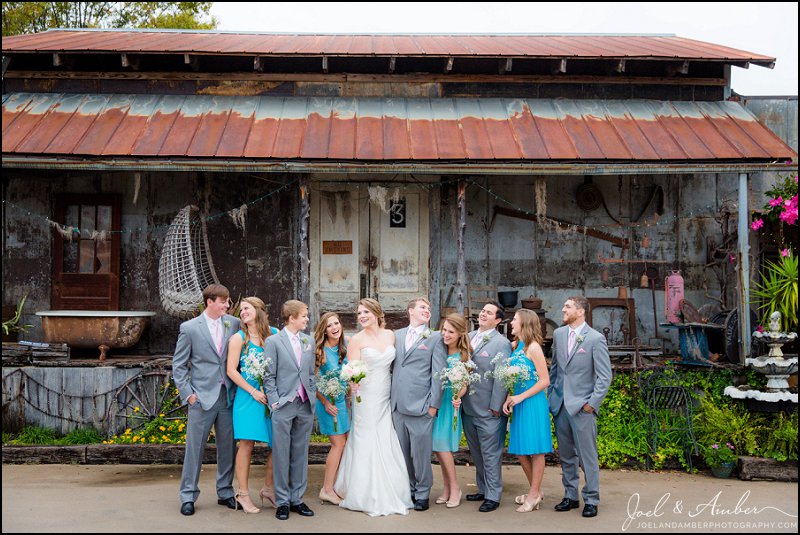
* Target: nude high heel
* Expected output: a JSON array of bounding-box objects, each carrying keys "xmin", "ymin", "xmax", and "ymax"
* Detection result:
[
  {"xmin": 435, "ymin": 495, "xmax": 448, "ymax": 505},
  {"xmin": 235, "ymin": 490, "xmax": 261, "ymax": 514},
  {"xmin": 259, "ymin": 486, "xmax": 277, "ymax": 509},
  {"xmin": 516, "ymin": 492, "xmax": 544, "ymax": 505},
  {"xmin": 446, "ymin": 489, "xmax": 462, "ymax": 508},
  {"xmin": 516, "ymin": 494, "xmax": 543, "ymax": 513},
  {"xmin": 319, "ymin": 488, "xmax": 342, "ymax": 505}
]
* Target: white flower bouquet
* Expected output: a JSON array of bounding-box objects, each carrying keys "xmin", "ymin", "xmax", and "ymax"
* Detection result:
[
  {"xmin": 242, "ymin": 348, "xmax": 273, "ymax": 416},
  {"xmin": 316, "ymin": 368, "xmax": 348, "ymax": 432},
  {"xmin": 435, "ymin": 360, "xmax": 481, "ymax": 431},
  {"xmin": 339, "ymin": 360, "xmax": 368, "ymax": 402},
  {"xmin": 485, "ymin": 352, "xmax": 530, "ymax": 422}
]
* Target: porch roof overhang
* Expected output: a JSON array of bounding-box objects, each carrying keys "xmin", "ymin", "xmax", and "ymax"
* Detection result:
[{"xmin": 2, "ymin": 93, "xmax": 796, "ymax": 174}]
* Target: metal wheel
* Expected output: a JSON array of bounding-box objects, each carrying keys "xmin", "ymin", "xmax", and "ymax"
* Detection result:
[{"xmin": 106, "ymin": 370, "xmax": 186, "ymax": 434}]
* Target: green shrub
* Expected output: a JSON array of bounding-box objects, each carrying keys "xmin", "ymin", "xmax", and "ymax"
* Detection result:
[
  {"xmin": 60, "ymin": 427, "xmax": 103, "ymax": 445},
  {"xmin": 12, "ymin": 425, "xmax": 58, "ymax": 445},
  {"xmin": 758, "ymin": 411, "xmax": 798, "ymax": 462}
]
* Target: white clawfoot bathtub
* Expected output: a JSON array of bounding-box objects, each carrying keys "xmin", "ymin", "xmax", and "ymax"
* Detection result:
[{"xmin": 35, "ymin": 310, "xmax": 157, "ymax": 361}]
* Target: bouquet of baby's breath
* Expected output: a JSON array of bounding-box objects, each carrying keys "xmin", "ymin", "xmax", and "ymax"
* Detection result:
[
  {"xmin": 340, "ymin": 360, "xmax": 368, "ymax": 402},
  {"xmin": 316, "ymin": 369, "xmax": 348, "ymax": 432},
  {"xmin": 485, "ymin": 353, "xmax": 530, "ymax": 422},
  {"xmin": 435, "ymin": 359, "xmax": 481, "ymax": 431},
  {"xmin": 243, "ymin": 348, "xmax": 273, "ymax": 416}
]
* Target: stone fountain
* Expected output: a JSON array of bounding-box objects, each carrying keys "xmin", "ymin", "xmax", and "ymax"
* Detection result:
[{"xmin": 724, "ymin": 311, "xmax": 797, "ymax": 409}]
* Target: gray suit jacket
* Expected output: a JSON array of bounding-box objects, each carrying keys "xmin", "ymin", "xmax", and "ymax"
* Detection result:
[
  {"xmin": 263, "ymin": 329, "xmax": 317, "ymax": 412},
  {"xmin": 172, "ymin": 313, "xmax": 241, "ymax": 410},
  {"xmin": 391, "ymin": 327, "xmax": 446, "ymax": 416},
  {"xmin": 462, "ymin": 330, "xmax": 512, "ymax": 417},
  {"xmin": 547, "ymin": 324, "xmax": 612, "ymax": 416}
]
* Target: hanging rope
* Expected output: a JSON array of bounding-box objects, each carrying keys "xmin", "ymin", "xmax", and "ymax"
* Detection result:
[{"xmin": 158, "ymin": 205, "xmax": 219, "ymax": 319}]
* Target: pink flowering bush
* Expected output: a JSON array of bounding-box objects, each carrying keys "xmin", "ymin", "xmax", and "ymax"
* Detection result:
[{"xmin": 751, "ymin": 173, "xmax": 798, "ymax": 231}]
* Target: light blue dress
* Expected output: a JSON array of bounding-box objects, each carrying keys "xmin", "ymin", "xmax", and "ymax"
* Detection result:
[
  {"xmin": 507, "ymin": 341, "xmax": 553, "ymax": 455},
  {"xmin": 232, "ymin": 327, "xmax": 278, "ymax": 444},
  {"xmin": 316, "ymin": 345, "xmax": 351, "ymax": 436},
  {"xmin": 432, "ymin": 353, "xmax": 463, "ymax": 453}
]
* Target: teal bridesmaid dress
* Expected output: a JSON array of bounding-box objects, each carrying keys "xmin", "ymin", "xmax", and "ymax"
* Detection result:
[
  {"xmin": 432, "ymin": 353, "xmax": 463, "ymax": 452},
  {"xmin": 315, "ymin": 345, "xmax": 351, "ymax": 436},
  {"xmin": 507, "ymin": 342, "xmax": 553, "ymax": 455},
  {"xmin": 232, "ymin": 327, "xmax": 278, "ymax": 444}
]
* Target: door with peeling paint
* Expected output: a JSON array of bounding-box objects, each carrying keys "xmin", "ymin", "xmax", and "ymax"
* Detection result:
[{"xmin": 310, "ymin": 183, "xmax": 429, "ymax": 331}]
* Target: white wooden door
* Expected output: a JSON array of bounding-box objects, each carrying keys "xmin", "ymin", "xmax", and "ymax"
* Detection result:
[{"xmin": 310, "ymin": 183, "xmax": 429, "ymax": 330}]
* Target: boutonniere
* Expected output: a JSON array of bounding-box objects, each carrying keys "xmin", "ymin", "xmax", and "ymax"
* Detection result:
[
  {"xmin": 421, "ymin": 329, "xmax": 431, "ymax": 339},
  {"xmin": 482, "ymin": 334, "xmax": 491, "ymax": 344},
  {"xmin": 575, "ymin": 334, "xmax": 585, "ymax": 344},
  {"xmin": 300, "ymin": 335, "xmax": 310, "ymax": 345},
  {"xmin": 223, "ymin": 320, "xmax": 231, "ymax": 330}
]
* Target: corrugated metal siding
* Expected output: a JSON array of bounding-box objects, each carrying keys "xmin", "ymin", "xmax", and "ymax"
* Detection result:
[
  {"xmin": 2, "ymin": 94, "xmax": 795, "ymax": 161},
  {"xmin": 1, "ymin": 30, "xmax": 775, "ymax": 65}
]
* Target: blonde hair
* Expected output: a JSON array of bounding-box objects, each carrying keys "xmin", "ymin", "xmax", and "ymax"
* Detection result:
[
  {"xmin": 358, "ymin": 298, "xmax": 385, "ymax": 328},
  {"xmin": 443, "ymin": 313, "xmax": 472, "ymax": 362},
  {"xmin": 407, "ymin": 296, "xmax": 431, "ymax": 315},
  {"xmin": 512, "ymin": 308, "xmax": 543, "ymax": 351},
  {"xmin": 314, "ymin": 312, "xmax": 346, "ymax": 372},
  {"xmin": 241, "ymin": 296, "xmax": 272, "ymax": 349},
  {"xmin": 281, "ymin": 299, "xmax": 308, "ymax": 323}
]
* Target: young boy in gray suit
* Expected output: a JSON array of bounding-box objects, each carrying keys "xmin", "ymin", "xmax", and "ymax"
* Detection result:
[
  {"xmin": 173, "ymin": 284, "xmax": 241, "ymax": 516},
  {"xmin": 263, "ymin": 300, "xmax": 317, "ymax": 520},
  {"xmin": 463, "ymin": 300, "xmax": 512, "ymax": 513}
]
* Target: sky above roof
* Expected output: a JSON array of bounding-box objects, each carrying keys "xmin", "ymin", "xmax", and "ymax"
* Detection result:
[{"xmin": 210, "ymin": 2, "xmax": 798, "ymax": 97}]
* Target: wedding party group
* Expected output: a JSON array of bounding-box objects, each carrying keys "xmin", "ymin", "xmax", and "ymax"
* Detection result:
[{"xmin": 171, "ymin": 283, "xmax": 612, "ymax": 520}]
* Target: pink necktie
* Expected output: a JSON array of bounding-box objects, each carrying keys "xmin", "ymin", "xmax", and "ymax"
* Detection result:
[
  {"xmin": 215, "ymin": 321, "xmax": 223, "ymax": 354},
  {"xmin": 292, "ymin": 335, "xmax": 308, "ymax": 402},
  {"xmin": 406, "ymin": 328, "xmax": 417, "ymax": 348},
  {"xmin": 568, "ymin": 330, "xmax": 576, "ymax": 355},
  {"xmin": 471, "ymin": 332, "xmax": 482, "ymax": 349}
]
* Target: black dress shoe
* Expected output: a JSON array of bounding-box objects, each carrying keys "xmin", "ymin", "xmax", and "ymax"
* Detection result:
[
  {"xmin": 289, "ymin": 502, "xmax": 315, "ymax": 517},
  {"xmin": 276, "ymin": 505, "xmax": 290, "ymax": 520},
  {"xmin": 554, "ymin": 497, "xmax": 580, "ymax": 511},
  {"xmin": 466, "ymin": 493, "xmax": 486, "ymax": 502},
  {"xmin": 478, "ymin": 499, "xmax": 500, "ymax": 512},
  {"xmin": 217, "ymin": 496, "xmax": 237, "ymax": 510},
  {"xmin": 413, "ymin": 499, "xmax": 429, "ymax": 511},
  {"xmin": 582, "ymin": 504, "xmax": 598, "ymax": 517},
  {"xmin": 180, "ymin": 502, "xmax": 195, "ymax": 516}
]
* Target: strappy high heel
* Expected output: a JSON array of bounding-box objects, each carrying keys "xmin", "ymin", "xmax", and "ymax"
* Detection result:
[
  {"xmin": 259, "ymin": 486, "xmax": 277, "ymax": 509},
  {"xmin": 235, "ymin": 490, "xmax": 261, "ymax": 514},
  {"xmin": 516, "ymin": 494, "xmax": 543, "ymax": 513},
  {"xmin": 516, "ymin": 492, "xmax": 544, "ymax": 505},
  {"xmin": 319, "ymin": 488, "xmax": 342, "ymax": 505},
  {"xmin": 435, "ymin": 495, "xmax": 448, "ymax": 505}
]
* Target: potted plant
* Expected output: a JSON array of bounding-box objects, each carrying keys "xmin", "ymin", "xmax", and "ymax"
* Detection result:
[
  {"xmin": 700, "ymin": 441, "xmax": 738, "ymax": 478},
  {"xmin": 2, "ymin": 296, "xmax": 33, "ymax": 342},
  {"xmin": 751, "ymin": 251, "xmax": 798, "ymax": 333}
]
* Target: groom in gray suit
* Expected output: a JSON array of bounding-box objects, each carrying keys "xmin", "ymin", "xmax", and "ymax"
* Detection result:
[
  {"xmin": 263, "ymin": 300, "xmax": 317, "ymax": 521},
  {"xmin": 463, "ymin": 300, "xmax": 512, "ymax": 513},
  {"xmin": 548, "ymin": 295, "xmax": 612, "ymax": 518},
  {"xmin": 391, "ymin": 296, "xmax": 446, "ymax": 511},
  {"xmin": 172, "ymin": 284, "xmax": 241, "ymax": 516}
]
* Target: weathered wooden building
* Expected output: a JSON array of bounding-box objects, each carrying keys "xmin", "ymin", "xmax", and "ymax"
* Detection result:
[{"xmin": 3, "ymin": 30, "xmax": 797, "ymax": 366}]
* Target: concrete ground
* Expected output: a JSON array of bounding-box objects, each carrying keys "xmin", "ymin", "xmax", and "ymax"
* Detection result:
[{"xmin": 2, "ymin": 463, "xmax": 797, "ymax": 533}]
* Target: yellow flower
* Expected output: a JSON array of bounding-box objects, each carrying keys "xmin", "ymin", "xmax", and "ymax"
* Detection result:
[
  {"xmin": 124, "ymin": 428, "xmax": 131, "ymax": 435},
  {"xmin": 159, "ymin": 413, "xmax": 165, "ymax": 417},
  {"xmin": 132, "ymin": 436, "xmax": 138, "ymax": 442},
  {"xmin": 134, "ymin": 406, "xmax": 140, "ymax": 412},
  {"xmin": 159, "ymin": 426, "xmax": 166, "ymax": 431}
]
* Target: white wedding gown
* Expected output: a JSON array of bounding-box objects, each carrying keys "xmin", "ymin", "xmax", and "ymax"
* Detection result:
[{"xmin": 333, "ymin": 346, "xmax": 414, "ymax": 516}]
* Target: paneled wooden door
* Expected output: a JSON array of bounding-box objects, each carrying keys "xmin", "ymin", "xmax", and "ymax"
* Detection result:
[
  {"xmin": 52, "ymin": 194, "xmax": 121, "ymax": 310},
  {"xmin": 310, "ymin": 184, "xmax": 429, "ymax": 331}
]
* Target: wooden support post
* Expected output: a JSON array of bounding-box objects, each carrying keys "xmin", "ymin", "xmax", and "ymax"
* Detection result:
[
  {"xmin": 737, "ymin": 172, "xmax": 751, "ymax": 362},
  {"xmin": 456, "ymin": 180, "xmax": 467, "ymax": 315},
  {"xmin": 322, "ymin": 56, "xmax": 329, "ymax": 74},
  {"xmin": 552, "ymin": 58, "xmax": 567, "ymax": 74},
  {"xmin": 298, "ymin": 177, "xmax": 311, "ymax": 305},
  {"xmin": 445, "ymin": 57, "xmax": 454, "ymax": 73},
  {"xmin": 388, "ymin": 57, "xmax": 396, "ymax": 74}
]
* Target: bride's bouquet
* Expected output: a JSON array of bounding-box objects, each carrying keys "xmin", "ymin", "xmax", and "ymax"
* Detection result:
[
  {"xmin": 339, "ymin": 360, "xmax": 368, "ymax": 403},
  {"xmin": 435, "ymin": 359, "xmax": 481, "ymax": 431},
  {"xmin": 242, "ymin": 349, "xmax": 273, "ymax": 417},
  {"xmin": 485, "ymin": 352, "xmax": 530, "ymax": 422},
  {"xmin": 316, "ymin": 368, "xmax": 348, "ymax": 432}
]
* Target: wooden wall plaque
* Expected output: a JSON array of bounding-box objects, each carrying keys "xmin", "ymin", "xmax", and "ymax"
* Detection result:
[{"xmin": 322, "ymin": 240, "xmax": 353, "ymax": 254}]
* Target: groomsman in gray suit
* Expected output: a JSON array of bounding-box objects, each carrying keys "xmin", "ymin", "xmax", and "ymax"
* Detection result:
[
  {"xmin": 391, "ymin": 296, "xmax": 446, "ymax": 512},
  {"xmin": 263, "ymin": 300, "xmax": 317, "ymax": 521},
  {"xmin": 463, "ymin": 300, "xmax": 512, "ymax": 513},
  {"xmin": 172, "ymin": 284, "xmax": 241, "ymax": 516},
  {"xmin": 548, "ymin": 295, "xmax": 611, "ymax": 518}
]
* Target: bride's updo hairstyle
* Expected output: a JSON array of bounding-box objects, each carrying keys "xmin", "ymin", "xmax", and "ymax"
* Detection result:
[{"xmin": 358, "ymin": 298, "xmax": 385, "ymax": 328}]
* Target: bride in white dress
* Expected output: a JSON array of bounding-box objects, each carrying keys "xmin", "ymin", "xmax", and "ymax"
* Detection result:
[{"xmin": 333, "ymin": 298, "xmax": 414, "ymax": 516}]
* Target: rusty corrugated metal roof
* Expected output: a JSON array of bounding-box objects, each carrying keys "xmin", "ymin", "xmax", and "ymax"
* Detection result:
[
  {"xmin": 1, "ymin": 30, "xmax": 776, "ymax": 66},
  {"xmin": 2, "ymin": 94, "xmax": 795, "ymax": 162}
]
